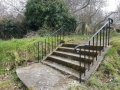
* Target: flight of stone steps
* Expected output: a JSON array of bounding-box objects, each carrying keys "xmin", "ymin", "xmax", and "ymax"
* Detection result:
[{"xmin": 42, "ymin": 43, "xmax": 104, "ymax": 80}]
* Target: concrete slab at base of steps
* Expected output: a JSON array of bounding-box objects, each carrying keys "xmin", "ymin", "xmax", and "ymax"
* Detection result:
[{"xmin": 16, "ymin": 63, "xmax": 78, "ymax": 90}]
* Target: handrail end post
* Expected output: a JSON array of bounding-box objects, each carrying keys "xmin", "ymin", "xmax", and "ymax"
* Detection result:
[{"xmin": 108, "ymin": 18, "xmax": 113, "ymax": 24}]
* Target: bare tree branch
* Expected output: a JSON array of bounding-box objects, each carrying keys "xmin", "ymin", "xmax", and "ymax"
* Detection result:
[
  {"xmin": 1, "ymin": 0, "xmax": 27, "ymax": 17},
  {"xmin": 95, "ymin": 12, "xmax": 118, "ymax": 28},
  {"xmin": 72, "ymin": 0, "xmax": 91, "ymax": 13}
]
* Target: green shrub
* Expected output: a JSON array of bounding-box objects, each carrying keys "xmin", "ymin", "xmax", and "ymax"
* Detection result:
[
  {"xmin": 25, "ymin": 0, "xmax": 77, "ymax": 32},
  {"xmin": 0, "ymin": 18, "xmax": 27, "ymax": 39}
]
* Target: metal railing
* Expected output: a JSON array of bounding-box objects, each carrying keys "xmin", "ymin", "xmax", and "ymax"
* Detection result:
[
  {"xmin": 34, "ymin": 26, "xmax": 65, "ymax": 62},
  {"xmin": 74, "ymin": 18, "xmax": 113, "ymax": 82}
]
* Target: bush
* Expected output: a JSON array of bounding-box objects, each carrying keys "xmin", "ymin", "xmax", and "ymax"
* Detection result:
[
  {"xmin": 0, "ymin": 18, "xmax": 27, "ymax": 39},
  {"xmin": 25, "ymin": 0, "xmax": 77, "ymax": 32}
]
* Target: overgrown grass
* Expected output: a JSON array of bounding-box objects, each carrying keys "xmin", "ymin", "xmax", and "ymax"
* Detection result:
[
  {"xmin": 0, "ymin": 34, "xmax": 89, "ymax": 89},
  {"xmin": 0, "ymin": 36, "xmax": 44, "ymax": 89},
  {"xmin": 0, "ymin": 37, "xmax": 45, "ymax": 73},
  {"xmin": 69, "ymin": 33, "xmax": 120, "ymax": 90}
]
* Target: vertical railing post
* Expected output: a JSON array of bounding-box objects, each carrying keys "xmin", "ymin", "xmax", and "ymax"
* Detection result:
[
  {"xmin": 84, "ymin": 46, "xmax": 86, "ymax": 76},
  {"xmin": 55, "ymin": 34, "xmax": 56, "ymax": 48},
  {"xmin": 100, "ymin": 30, "xmax": 102, "ymax": 55},
  {"xmin": 100, "ymin": 30, "xmax": 101, "ymax": 47},
  {"xmin": 52, "ymin": 36, "xmax": 53, "ymax": 51},
  {"xmin": 88, "ymin": 41, "xmax": 90, "ymax": 70},
  {"xmin": 38, "ymin": 42, "xmax": 40, "ymax": 62},
  {"xmin": 79, "ymin": 47, "xmax": 82, "ymax": 83},
  {"xmin": 96, "ymin": 33, "xmax": 98, "ymax": 61},
  {"xmin": 93, "ymin": 37, "xmax": 94, "ymax": 51},
  {"xmin": 48, "ymin": 37, "xmax": 50, "ymax": 53},
  {"xmin": 108, "ymin": 19, "xmax": 111, "ymax": 46},
  {"xmin": 45, "ymin": 39, "xmax": 46, "ymax": 56},
  {"xmin": 57, "ymin": 32, "xmax": 58, "ymax": 46},
  {"xmin": 63, "ymin": 29, "xmax": 64, "ymax": 41},
  {"xmin": 60, "ymin": 29, "xmax": 61, "ymax": 43},
  {"xmin": 105, "ymin": 24, "xmax": 108, "ymax": 47},
  {"xmin": 103, "ymin": 29, "xmax": 104, "ymax": 51},
  {"xmin": 92, "ymin": 37, "xmax": 94, "ymax": 65},
  {"xmin": 42, "ymin": 42, "xmax": 43, "ymax": 60}
]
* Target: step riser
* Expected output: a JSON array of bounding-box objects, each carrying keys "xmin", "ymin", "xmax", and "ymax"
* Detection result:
[
  {"xmin": 52, "ymin": 52, "xmax": 93, "ymax": 63},
  {"xmin": 79, "ymin": 51, "xmax": 98, "ymax": 57},
  {"xmin": 57, "ymin": 48, "xmax": 76, "ymax": 53},
  {"xmin": 43, "ymin": 60, "xmax": 81, "ymax": 78},
  {"xmin": 79, "ymin": 46, "xmax": 104, "ymax": 51},
  {"xmin": 52, "ymin": 52, "xmax": 79, "ymax": 61},
  {"xmin": 62, "ymin": 44, "xmax": 104, "ymax": 50},
  {"xmin": 57, "ymin": 48, "xmax": 98, "ymax": 57},
  {"xmin": 62, "ymin": 44, "xmax": 77, "ymax": 48},
  {"xmin": 46, "ymin": 57, "xmax": 86, "ymax": 72}
]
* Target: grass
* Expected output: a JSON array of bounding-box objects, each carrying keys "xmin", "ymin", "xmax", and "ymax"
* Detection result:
[
  {"xmin": 0, "ymin": 36, "xmax": 44, "ymax": 89},
  {"xmin": 0, "ymin": 33, "xmax": 119, "ymax": 89},
  {"xmin": 0, "ymin": 37, "xmax": 44, "ymax": 72},
  {"xmin": 0, "ymin": 34, "xmax": 89, "ymax": 89},
  {"xmin": 65, "ymin": 34, "xmax": 91, "ymax": 44},
  {"xmin": 69, "ymin": 33, "xmax": 120, "ymax": 90}
]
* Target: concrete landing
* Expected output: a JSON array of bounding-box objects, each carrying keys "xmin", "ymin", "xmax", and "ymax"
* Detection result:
[{"xmin": 16, "ymin": 63, "xmax": 77, "ymax": 90}]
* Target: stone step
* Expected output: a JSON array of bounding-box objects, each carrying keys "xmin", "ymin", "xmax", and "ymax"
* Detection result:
[
  {"xmin": 52, "ymin": 51, "xmax": 94, "ymax": 64},
  {"xmin": 46, "ymin": 55, "xmax": 87, "ymax": 71},
  {"xmin": 57, "ymin": 47, "xmax": 98, "ymax": 57},
  {"xmin": 43, "ymin": 60, "xmax": 82, "ymax": 79}
]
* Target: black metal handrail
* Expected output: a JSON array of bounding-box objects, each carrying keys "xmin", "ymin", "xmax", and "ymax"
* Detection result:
[
  {"xmin": 34, "ymin": 26, "xmax": 65, "ymax": 62},
  {"xmin": 75, "ymin": 18, "xmax": 113, "ymax": 50},
  {"xmin": 74, "ymin": 18, "xmax": 113, "ymax": 82}
]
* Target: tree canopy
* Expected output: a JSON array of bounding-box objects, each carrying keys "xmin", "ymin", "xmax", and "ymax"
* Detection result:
[{"xmin": 25, "ymin": 0, "xmax": 76, "ymax": 31}]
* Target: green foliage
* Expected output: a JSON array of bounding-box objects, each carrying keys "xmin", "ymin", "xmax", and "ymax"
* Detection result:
[
  {"xmin": 87, "ymin": 75, "xmax": 106, "ymax": 89},
  {"xmin": 25, "ymin": 0, "xmax": 76, "ymax": 31},
  {"xmin": 0, "ymin": 18, "xmax": 27, "ymax": 39},
  {"xmin": 108, "ymin": 77, "xmax": 120, "ymax": 90},
  {"xmin": 68, "ymin": 84, "xmax": 88, "ymax": 90}
]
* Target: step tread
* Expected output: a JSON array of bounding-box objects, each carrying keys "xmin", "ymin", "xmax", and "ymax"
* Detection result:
[
  {"xmin": 43, "ymin": 60, "xmax": 80, "ymax": 78},
  {"xmin": 54, "ymin": 51, "xmax": 79, "ymax": 57},
  {"xmin": 58, "ymin": 47, "xmax": 99, "ymax": 53},
  {"xmin": 53, "ymin": 51, "xmax": 93, "ymax": 59},
  {"xmin": 61, "ymin": 43, "xmax": 78, "ymax": 47},
  {"xmin": 58, "ymin": 47, "xmax": 74, "ymax": 50},
  {"xmin": 49, "ymin": 55, "xmax": 85, "ymax": 67},
  {"xmin": 62, "ymin": 43, "xmax": 78, "ymax": 45}
]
